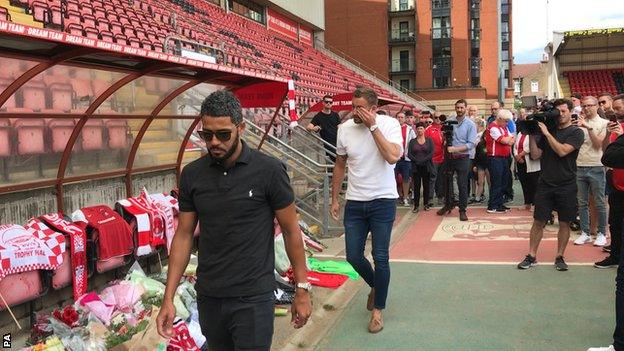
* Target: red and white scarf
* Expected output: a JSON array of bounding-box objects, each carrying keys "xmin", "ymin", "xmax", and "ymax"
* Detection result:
[
  {"xmin": 149, "ymin": 193, "xmax": 179, "ymax": 253},
  {"xmin": 168, "ymin": 318, "xmax": 200, "ymax": 351},
  {"xmin": 40, "ymin": 213, "xmax": 87, "ymax": 300},
  {"xmin": 117, "ymin": 188, "xmax": 167, "ymax": 256},
  {"xmin": 0, "ymin": 221, "xmax": 65, "ymax": 280}
]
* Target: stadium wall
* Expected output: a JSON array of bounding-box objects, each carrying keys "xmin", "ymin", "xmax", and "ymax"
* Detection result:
[{"xmin": 268, "ymin": 0, "xmax": 325, "ymax": 30}]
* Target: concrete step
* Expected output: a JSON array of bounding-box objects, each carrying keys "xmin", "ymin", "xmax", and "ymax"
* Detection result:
[
  {"xmin": 139, "ymin": 140, "xmax": 180, "ymax": 151},
  {"xmin": 141, "ymin": 129, "xmax": 171, "ymax": 141},
  {"xmin": 8, "ymin": 11, "xmax": 43, "ymax": 28},
  {"xmin": 127, "ymin": 119, "xmax": 172, "ymax": 130}
]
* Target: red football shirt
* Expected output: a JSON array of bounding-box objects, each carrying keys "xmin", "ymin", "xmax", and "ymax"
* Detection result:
[{"xmin": 485, "ymin": 122, "xmax": 511, "ymax": 157}]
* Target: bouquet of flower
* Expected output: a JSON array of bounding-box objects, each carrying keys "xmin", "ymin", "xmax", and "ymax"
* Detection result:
[
  {"xmin": 52, "ymin": 305, "xmax": 81, "ymax": 328},
  {"xmin": 48, "ymin": 305, "xmax": 89, "ymax": 351}
]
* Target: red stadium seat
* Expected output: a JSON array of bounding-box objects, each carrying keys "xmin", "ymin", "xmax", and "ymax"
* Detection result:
[
  {"xmin": 105, "ymin": 119, "xmax": 130, "ymax": 149},
  {"xmin": 9, "ymin": 113, "xmax": 46, "ymax": 155},
  {"xmin": 31, "ymin": 1, "xmax": 48, "ymax": 22},
  {"xmin": 0, "ymin": 118, "xmax": 11, "ymax": 156},
  {"xmin": 22, "ymin": 82, "xmax": 46, "ymax": 111},
  {"xmin": 45, "ymin": 117, "xmax": 75, "ymax": 153},
  {"xmin": 81, "ymin": 119, "xmax": 104, "ymax": 151}
]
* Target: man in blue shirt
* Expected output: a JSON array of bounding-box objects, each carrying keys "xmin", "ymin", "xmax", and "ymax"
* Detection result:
[{"xmin": 437, "ymin": 99, "xmax": 478, "ymax": 221}]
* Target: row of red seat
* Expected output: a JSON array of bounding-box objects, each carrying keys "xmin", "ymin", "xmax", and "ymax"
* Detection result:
[
  {"xmin": 565, "ymin": 69, "xmax": 624, "ymax": 97},
  {"xmin": 0, "ymin": 118, "xmax": 130, "ymax": 157}
]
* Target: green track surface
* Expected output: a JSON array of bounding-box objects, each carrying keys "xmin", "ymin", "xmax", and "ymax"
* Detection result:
[{"xmin": 316, "ymin": 263, "xmax": 615, "ymax": 351}]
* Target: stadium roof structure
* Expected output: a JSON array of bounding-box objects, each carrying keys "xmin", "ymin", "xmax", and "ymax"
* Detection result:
[
  {"xmin": 0, "ymin": 21, "xmax": 290, "ymax": 212},
  {"xmin": 552, "ymin": 27, "xmax": 624, "ymax": 70},
  {"xmin": 305, "ymin": 92, "xmax": 412, "ymax": 113}
]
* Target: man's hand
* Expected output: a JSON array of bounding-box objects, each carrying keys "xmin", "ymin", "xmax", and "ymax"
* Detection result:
[
  {"xmin": 515, "ymin": 153, "xmax": 525, "ymax": 163},
  {"xmin": 291, "ymin": 291, "xmax": 312, "ymax": 329},
  {"xmin": 314, "ymin": 125, "xmax": 321, "ymax": 132},
  {"xmin": 537, "ymin": 122, "xmax": 550, "ymax": 137},
  {"xmin": 577, "ymin": 116, "xmax": 588, "ymax": 129},
  {"xmin": 330, "ymin": 201, "xmax": 340, "ymax": 220},
  {"xmin": 447, "ymin": 146, "xmax": 459, "ymax": 153},
  {"xmin": 355, "ymin": 106, "xmax": 377, "ymax": 128},
  {"xmin": 608, "ymin": 121, "xmax": 623, "ymax": 136},
  {"xmin": 156, "ymin": 300, "xmax": 176, "ymax": 338}
]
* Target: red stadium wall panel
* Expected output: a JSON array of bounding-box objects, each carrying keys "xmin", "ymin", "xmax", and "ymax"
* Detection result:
[
  {"xmin": 267, "ymin": 8, "xmax": 298, "ymax": 41},
  {"xmin": 299, "ymin": 25, "xmax": 313, "ymax": 46}
]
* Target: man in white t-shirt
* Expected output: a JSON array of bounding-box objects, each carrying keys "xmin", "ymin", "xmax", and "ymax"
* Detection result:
[
  {"xmin": 330, "ymin": 87, "xmax": 402, "ymax": 334},
  {"xmin": 573, "ymin": 96, "xmax": 609, "ymax": 247}
]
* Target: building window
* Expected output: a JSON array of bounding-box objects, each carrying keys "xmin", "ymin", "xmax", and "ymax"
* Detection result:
[
  {"xmin": 399, "ymin": 0, "xmax": 409, "ymax": 11},
  {"xmin": 432, "ymin": 0, "xmax": 450, "ymax": 9},
  {"xmin": 504, "ymin": 69, "xmax": 510, "ymax": 79},
  {"xmin": 471, "ymin": 76, "xmax": 480, "ymax": 87},
  {"xmin": 514, "ymin": 80, "xmax": 521, "ymax": 93},
  {"xmin": 228, "ymin": 0, "xmax": 265, "ymax": 24},
  {"xmin": 531, "ymin": 80, "xmax": 539, "ymax": 93},
  {"xmin": 432, "ymin": 17, "xmax": 450, "ymax": 39},
  {"xmin": 434, "ymin": 76, "xmax": 450, "ymax": 88}
]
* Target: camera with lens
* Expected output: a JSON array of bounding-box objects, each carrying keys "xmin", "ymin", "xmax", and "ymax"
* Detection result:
[
  {"xmin": 441, "ymin": 118, "xmax": 458, "ymax": 143},
  {"xmin": 517, "ymin": 101, "xmax": 561, "ymax": 135}
]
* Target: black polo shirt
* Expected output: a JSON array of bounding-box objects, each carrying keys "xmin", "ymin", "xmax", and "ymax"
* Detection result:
[{"xmin": 178, "ymin": 141, "xmax": 294, "ymax": 297}]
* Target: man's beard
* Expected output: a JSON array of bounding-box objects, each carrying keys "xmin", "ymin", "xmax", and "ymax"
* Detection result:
[{"xmin": 209, "ymin": 134, "xmax": 239, "ymax": 161}]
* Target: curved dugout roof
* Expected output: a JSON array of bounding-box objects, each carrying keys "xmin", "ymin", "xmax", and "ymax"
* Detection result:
[{"xmin": 0, "ymin": 21, "xmax": 289, "ymax": 212}]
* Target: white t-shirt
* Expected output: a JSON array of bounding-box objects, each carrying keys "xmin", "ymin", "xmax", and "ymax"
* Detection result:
[
  {"xmin": 336, "ymin": 114, "xmax": 403, "ymax": 201},
  {"xmin": 576, "ymin": 115, "xmax": 608, "ymax": 167}
]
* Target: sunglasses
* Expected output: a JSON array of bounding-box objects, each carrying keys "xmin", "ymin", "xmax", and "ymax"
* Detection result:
[
  {"xmin": 323, "ymin": 100, "xmax": 333, "ymax": 104},
  {"xmin": 198, "ymin": 129, "xmax": 235, "ymax": 142}
]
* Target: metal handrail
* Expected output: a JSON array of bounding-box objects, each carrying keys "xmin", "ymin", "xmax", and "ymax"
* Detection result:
[{"xmin": 245, "ymin": 118, "xmax": 335, "ymax": 169}]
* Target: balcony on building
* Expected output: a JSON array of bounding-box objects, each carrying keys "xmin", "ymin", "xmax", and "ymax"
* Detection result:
[
  {"xmin": 470, "ymin": 0, "xmax": 480, "ymax": 18},
  {"xmin": 389, "ymin": 28, "xmax": 416, "ymax": 44},
  {"xmin": 390, "ymin": 59, "xmax": 415, "ymax": 74},
  {"xmin": 431, "ymin": 56, "xmax": 452, "ymax": 82},
  {"xmin": 388, "ymin": 0, "xmax": 415, "ymax": 16}
]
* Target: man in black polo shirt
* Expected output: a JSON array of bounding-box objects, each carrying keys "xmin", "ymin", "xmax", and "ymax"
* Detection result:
[
  {"xmin": 517, "ymin": 98, "xmax": 585, "ymax": 271},
  {"xmin": 307, "ymin": 94, "xmax": 341, "ymax": 162},
  {"xmin": 156, "ymin": 90, "xmax": 311, "ymax": 350}
]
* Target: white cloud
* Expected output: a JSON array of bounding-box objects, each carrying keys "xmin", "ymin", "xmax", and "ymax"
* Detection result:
[{"xmin": 513, "ymin": 0, "xmax": 624, "ymax": 57}]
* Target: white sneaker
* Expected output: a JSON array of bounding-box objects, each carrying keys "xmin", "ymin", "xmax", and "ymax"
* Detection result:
[
  {"xmin": 587, "ymin": 346, "xmax": 615, "ymax": 351},
  {"xmin": 403, "ymin": 199, "xmax": 410, "ymax": 207},
  {"xmin": 594, "ymin": 234, "xmax": 608, "ymax": 247},
  {"xmin": 574, "ymin": 232, "xmax": 592, "ymax": 245}
]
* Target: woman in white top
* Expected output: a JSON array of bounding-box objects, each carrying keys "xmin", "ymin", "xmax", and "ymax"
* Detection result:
[{"xmin": 513, "ymin": 131, "xmax": 541, "ymax": 210}]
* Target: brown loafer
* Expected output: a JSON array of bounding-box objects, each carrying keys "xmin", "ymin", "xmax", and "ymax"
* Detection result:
[
  {"xmin": 367, "ymin": 288, "xmax": 375, "ymax": 311},
  {"xmin": 368, "ymin": 314, "xmax": 384, "ymax": 333}
]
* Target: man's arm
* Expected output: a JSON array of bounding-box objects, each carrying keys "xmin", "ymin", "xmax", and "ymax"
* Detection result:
[
  {"xmin": 275, "ymin": 203, "xmax": 311, "ymax": 329},
  {"xmin": 578, "ymin": 117, "xmax": 605, "ymax": 149},
  {"xmin": 157, "ymin": 211, "xmax": 197, "ymax": 337},
  {"xmin": 306, "ymin": 121, "xmax": 320, "ymax": 132},
  {"xmin": 330, "ymin": 154, "xmax": 347, "ymax": 220},
  {"xmin": 529, "ymin": 135, "xmax": 543, "ymax": 160},
  {"xmin": 448, "ymin": 122, "xmax": 477, "ymax": 153},
  {"xmin": 371, "ymin": 129, "xmax": 401, "ymax": 164}
]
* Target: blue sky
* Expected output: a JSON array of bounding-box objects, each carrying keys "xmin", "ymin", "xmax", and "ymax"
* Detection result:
[{"xmin": 513, "ymin": 0, "xmax": 624, "ymax": 64}]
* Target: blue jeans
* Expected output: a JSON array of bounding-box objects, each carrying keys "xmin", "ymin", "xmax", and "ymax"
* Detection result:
[
  {"xmin": 487, "ymin": 156, "xmax": 510, "ymax": 210},
  {"xmin": 344, "ymin": 199, "xmax": 396, "ymax": 310},
  {"xmin": 577, "ymin": 166, "xmax": 607, "ymax": 234}
]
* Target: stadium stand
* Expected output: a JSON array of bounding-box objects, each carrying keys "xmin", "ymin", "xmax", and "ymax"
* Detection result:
[
  {"xmin": 564, "ymin": 69, "xmax": 624, "ymax": 97},
  {"xmin": 1, "ymin": 0, "xmax": 403, "ymax": 109}
]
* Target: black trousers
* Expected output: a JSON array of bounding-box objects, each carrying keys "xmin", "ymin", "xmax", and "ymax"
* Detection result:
[
  {"xmin": 612, "ymin": 189, "xmax": 624, "ymax": 349},
  {"xmin": 516, "ymin": 162, "xmax": 540, "ymax": 205},
  {"xmin": 440, "ymin": 157, "xmax": 471, "ymax": 211},
  {"xmin": 412, "ymin": 165, "xmax": 430, "ymax": 208},
  {"xmin": 197, "ymin": 291, "xmax": 275, "ymax": 351},
  {"xmin": 610, "ymin": 189, "xmax": 624, "ymax": 259}
]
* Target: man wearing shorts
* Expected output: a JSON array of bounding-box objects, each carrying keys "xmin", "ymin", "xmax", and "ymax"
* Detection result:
[{"xmin": 517, "ymin": 98, "xmax": 585, "ymax": 271}]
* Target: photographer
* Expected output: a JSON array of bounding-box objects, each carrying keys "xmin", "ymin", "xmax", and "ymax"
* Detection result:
[
  {"xmin": 436, "ymin": 99, "xmax": 477, "ymax": 222},
  {"xmin": 486, "ymin": 109, "xmax": 515, "ymax": 213},
  {"xmin": 517, "ymin": 99, "xmax": 584, "ymax": 271}
]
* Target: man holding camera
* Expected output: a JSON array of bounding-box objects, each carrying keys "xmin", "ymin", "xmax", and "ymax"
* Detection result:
[
  {"xmin": 517, "ymin": 99, "xmax": 584, "ymax": 271},
  {"xmin": 437, "ymin": 99, "xmax": 477, "ymax": 221},
  {"xmin": 573, "ymin": 96, "xmax": 609, "ymax": 247}
]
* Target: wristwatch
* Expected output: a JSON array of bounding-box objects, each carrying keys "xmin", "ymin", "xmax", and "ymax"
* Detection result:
[
  {"xmin": 369, "ymin": 124, "xmax": 378, "ymax": 132},
  {"xmin": 296, "ymin": 282, "xmax": 312, "ymax": 292}
]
